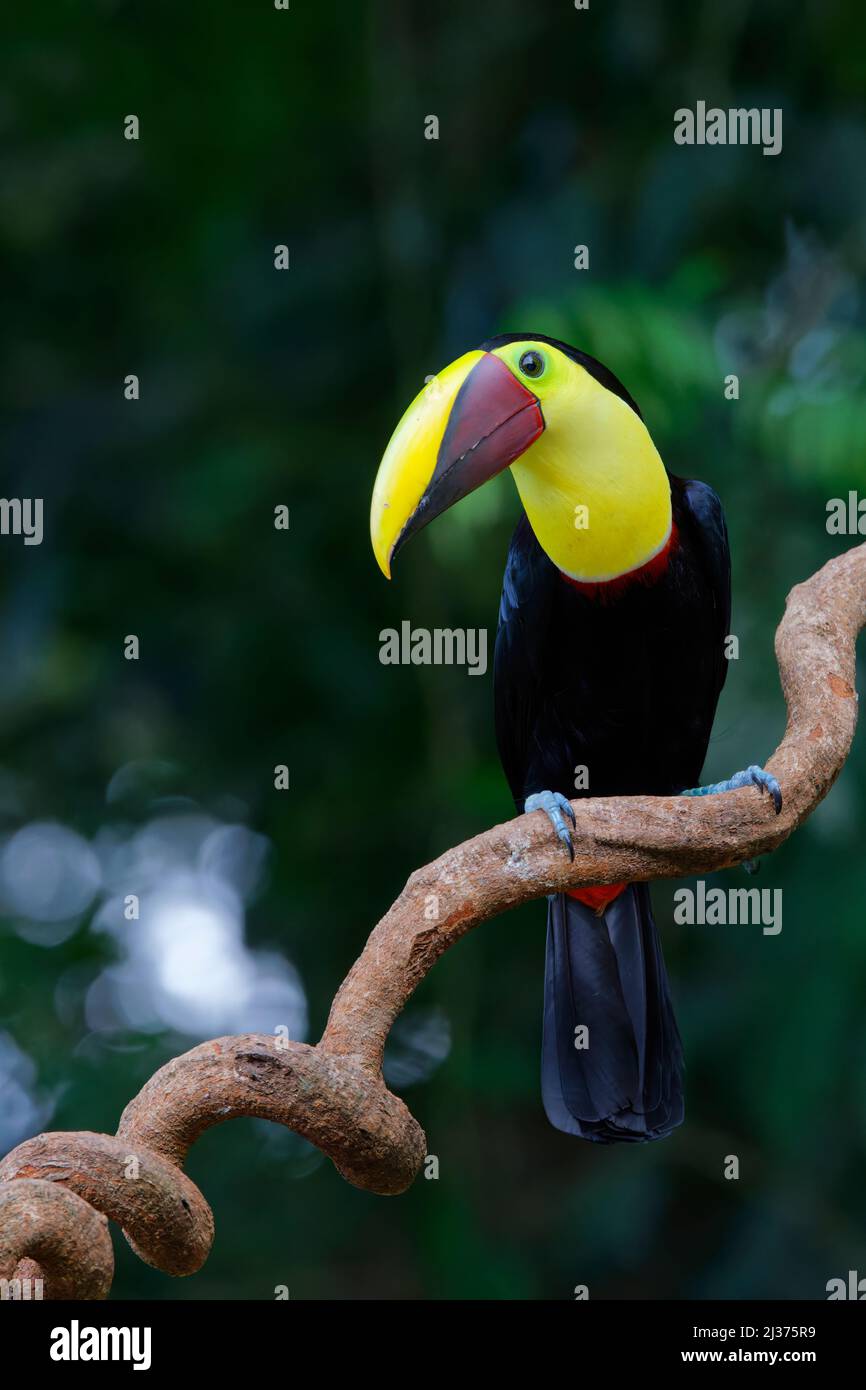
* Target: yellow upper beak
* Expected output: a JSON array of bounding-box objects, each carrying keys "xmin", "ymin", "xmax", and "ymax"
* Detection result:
[
  {"xmin": 370, "ymin": 349, "xmax": 544, "ymax": 577},
  {"xmin": 370, "ymin": 352, "xmax": 484, "ymax": 578}
]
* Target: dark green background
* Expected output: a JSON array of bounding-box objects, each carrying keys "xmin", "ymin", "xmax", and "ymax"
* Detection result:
[{"xmin": 1, "ymin": 0, "xmax": 865, "ymax": 1299}]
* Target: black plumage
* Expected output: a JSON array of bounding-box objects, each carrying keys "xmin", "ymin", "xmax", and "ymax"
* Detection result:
[{"xmin": 491, "ymin": 340, "xmax": 731, "ymax": 1141}]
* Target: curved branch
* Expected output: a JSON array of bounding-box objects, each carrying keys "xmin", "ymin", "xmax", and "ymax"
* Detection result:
[
  {"xmin": 320, "ymin": 543, "xmax": 863, "ymax": 1069},
  {"xmin": 0, "ymin": 1180, "xmax": 113, "ymax": 1300},
  {"xmin": 0, "ymin": 542, "xmax": 863, "ymax": 1297}
]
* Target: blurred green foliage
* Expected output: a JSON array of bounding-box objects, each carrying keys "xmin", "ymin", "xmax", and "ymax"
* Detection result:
[{"xmin": 1, "ymin": 0, "xmax": 865, "ymax": 1300}]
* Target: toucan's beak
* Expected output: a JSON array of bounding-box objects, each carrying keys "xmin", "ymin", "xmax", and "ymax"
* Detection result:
[{"xmin": 370, "ymin": 350, "xmax": 544, "ymax": 578}]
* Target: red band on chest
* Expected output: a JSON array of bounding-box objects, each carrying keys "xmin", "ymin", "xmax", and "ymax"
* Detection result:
[{"xmin": 560, "ymin": 521, "xmax": 678, "ymax": 603}]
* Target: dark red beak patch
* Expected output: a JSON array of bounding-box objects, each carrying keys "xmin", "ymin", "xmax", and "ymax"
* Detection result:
[{"xmin": 393, "ymin": 352, "xmax": 544, "ymax": 559}]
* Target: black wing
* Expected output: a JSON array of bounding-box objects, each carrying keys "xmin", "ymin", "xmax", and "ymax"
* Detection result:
[
  {"xmin": 675, "ymin": 476, "xmax": 731, "ymax": 711},
  {"xmin": 493, "ymin": 513, "xmax": 559, "ymax": 809}
]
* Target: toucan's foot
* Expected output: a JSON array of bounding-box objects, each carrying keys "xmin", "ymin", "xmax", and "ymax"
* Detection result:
[
  {"xmin": 524, "ymin": 790, "xmax": 576, "ymax": 860},
  {"xmin": 681, "ymin": 764, "xmax": 782, "ymax": 815}
]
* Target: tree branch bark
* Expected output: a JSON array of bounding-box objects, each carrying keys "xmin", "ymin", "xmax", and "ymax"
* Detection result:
[{"xmin": 0, "ymin": 542, "xmax": 863, "ymax": 1299}]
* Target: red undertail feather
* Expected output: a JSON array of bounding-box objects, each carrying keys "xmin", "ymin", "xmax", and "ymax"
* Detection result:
[{"xmin": 567, "ymin": 882, "xmax": 628, "ymax": 914}]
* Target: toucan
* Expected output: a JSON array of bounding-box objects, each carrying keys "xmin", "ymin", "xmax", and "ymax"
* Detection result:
[{"xmin": 370, "ymin": 334, "xmax": 781, "ymax": 1143}]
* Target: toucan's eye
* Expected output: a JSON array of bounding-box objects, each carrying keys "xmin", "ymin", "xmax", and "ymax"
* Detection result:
[{"xmin": 518, "ymin": 349, "xmax": 545, "ymax": 379}]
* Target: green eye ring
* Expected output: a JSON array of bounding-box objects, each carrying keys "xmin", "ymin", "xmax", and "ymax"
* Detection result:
[{"xmin": 518, "ymin": 349, "xmax": 545, "ymax": 380}]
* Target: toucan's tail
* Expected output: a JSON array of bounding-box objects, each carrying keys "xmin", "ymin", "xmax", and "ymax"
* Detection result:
[{"xmin": 541, "ymin": 884, "xmax": 684, "ymax": 1142}]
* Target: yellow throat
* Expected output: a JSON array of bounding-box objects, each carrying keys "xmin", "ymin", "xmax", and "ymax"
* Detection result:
[{"xmin": 491, "ymin": 342, "xmax": 672, "ymax": 582}]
